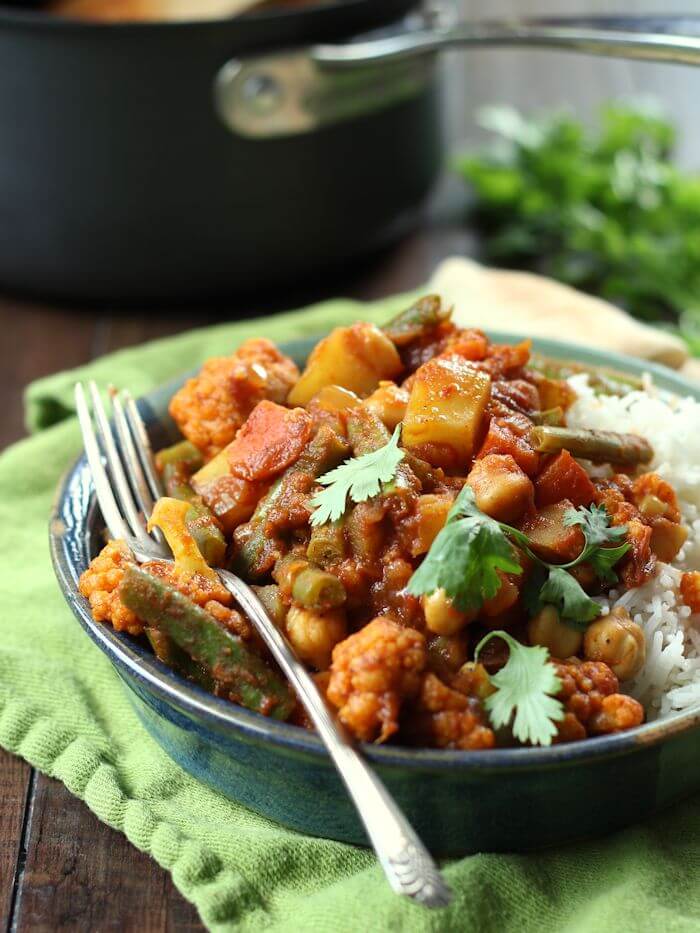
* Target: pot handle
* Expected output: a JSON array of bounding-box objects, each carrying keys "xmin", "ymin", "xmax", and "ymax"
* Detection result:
[
  {"xmin": 312, "ymin": 15, "xmax": 700, "ymax": 69},
  {"xmin": 214, "ymin": 14, "xmax": 700, "ymax": 139}
]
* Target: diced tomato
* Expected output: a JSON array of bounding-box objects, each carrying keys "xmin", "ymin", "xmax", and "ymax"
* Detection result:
[
  {"xmin": 477, "ymin": 420, "xmax": 539, "ymax": 476},
  {"xmin": 227, "ymin": 400, "xmax": 312, "ymax": 482},
  {"xmin": 535, "ymin": 450, "xmax": 595, "ymax": 508}
]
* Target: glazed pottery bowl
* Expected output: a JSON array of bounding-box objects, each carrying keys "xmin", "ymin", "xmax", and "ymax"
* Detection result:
[{"xmin": 50, "ymin": 334, "xmax": 700, "ymax": 856}]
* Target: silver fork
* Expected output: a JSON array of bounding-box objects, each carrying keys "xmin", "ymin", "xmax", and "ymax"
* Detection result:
[{"xmin": 74, "ymin": 380, "xmax": 452, "ymax": 909}]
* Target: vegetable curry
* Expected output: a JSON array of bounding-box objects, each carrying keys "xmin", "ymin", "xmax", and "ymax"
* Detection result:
[{"xmin": 79, "ymin": 296, "xmax": 690, "ymax": 748}]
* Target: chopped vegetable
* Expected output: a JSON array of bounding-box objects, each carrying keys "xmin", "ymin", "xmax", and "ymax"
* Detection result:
[
  {"xmin": 409, "ymin": 489, "xmax": 630, "ymax": 628},
  {"xmin": 381, "ymin": 294, "xmax": 451, "ymax": 345},
  {"xmin": 531, "ymin": 425, "xmax": 653, "ymax": 466},
  {"xmin": 120, "ymin": 565, "xmax": 295, "ymax": 719},
  {"xmin": 309, "ymin": 424, "xmax": 405, "ymax": 526},
  {"xmin": 226, "ymin": 400, "xmax": 313, "ymax": 482},
  {"xmin": 306, "ymin": 519, "xmax": 346, "ymax": 566},
  {"xmin": 407, "ymin": 486, "xmax": 523, "ymax": 613},
  {"xmin": 475, "ymin": 630, "xmax": 564, "ymax": 747},
  {"xmin": 233, "ymin": 426, "xmax": 350, "ymax": 578},
  {"xmin": 287, "ymin": 323, "xmax": 402, "ymax": 406},
  {"xmin": 148, "ymin": 497, "xmax": 221, "ymax": 585},
  {"xmin": 402, "ymin": 356, "xmax": 492, "ymax": 468}
]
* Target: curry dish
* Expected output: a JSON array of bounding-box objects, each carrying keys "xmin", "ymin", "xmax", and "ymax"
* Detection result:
[{"xmin": 79, "ymin": 297, "xmax": 700, "ymax": 749}]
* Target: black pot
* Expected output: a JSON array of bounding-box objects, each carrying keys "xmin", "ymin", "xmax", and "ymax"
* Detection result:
[{"xmin": 0, "ymin": 1, "xmax": 442, "ymax": 302}]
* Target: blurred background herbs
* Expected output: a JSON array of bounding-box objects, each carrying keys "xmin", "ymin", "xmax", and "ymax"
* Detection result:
[{"xmin": 453, "ymin": 104, "xmax": 700, "ymax": 352}]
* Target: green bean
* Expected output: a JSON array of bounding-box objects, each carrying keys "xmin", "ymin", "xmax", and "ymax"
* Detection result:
[
  {"xmin": 382, "ymin": 294, "xmax": 451, "ymax": 345},
  {"xmin": 291, "ymin": 567, "xmax": 346, "ymax": 611},
  {"xmin": 156, "ymin": 440, "xmax": 203, "ymax": 475},
  {"xmin": 531, "ymin": 407, "xmax": 566, "ymax": 427},
  {"xmin": 121, "ymin": 565, "xmax": 295, "ymax": 720},
  {"xmin": 146, "ymin": 627, "xmax": 217, "ymax": 692},
  {"xmin": 183, "ymin": 502, "xmax": 227, "ymax": 568},
  {"xmin": 347, "ymin": 407, "xmax": 391, "ymax": 456},
  {"xmin": 155, "ymin": 445, "xmax": 227, "ymax": 567},
  {"xmin": 252, "ymin": 585, "xmax": 288, "ymax": 629},
  {"xmin": 233, "ymin": 426, "xmax": 350, "ymax": 578},
  {"xmin": 529, "ymin": 354, "xmax": 644, "ymax": 397},
  {"xmin": 530, "ymin": 425, "xmax": 653, "ymax": 465},
  {"xmin": 307, "ymin": 519, "xmax": 346, "ymax": 566}
]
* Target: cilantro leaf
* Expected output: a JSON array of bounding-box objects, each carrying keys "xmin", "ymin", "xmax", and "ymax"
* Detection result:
[
  {"xmin": 589, "ymin": 542, "xmax": 631, "ymax": 584},
  {"xmin": 564, "ymin": 503, "xmax": 627, "ymax": 547},
  {"xmin": 309, "ymin": 425, "xmax": 405, "ymax": 526},
  {"xmin": 538, "ymin": 567, "xmax": 601, "ymax": 627},
  {"xmin": 563, "ymin": 503, "xmax": 630, "ymax": 583},
  {"xmin": 475, "ymin": 630, "xmax": 564, "ymax": 746},
  {"xmin": 407, "ymin": 486, "xmax": 522, "ymax": 612}
]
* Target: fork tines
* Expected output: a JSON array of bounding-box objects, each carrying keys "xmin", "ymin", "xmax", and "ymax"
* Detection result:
[{"xmin": 74, "ymin": 381, "xmax": 167, "ymax": 557}]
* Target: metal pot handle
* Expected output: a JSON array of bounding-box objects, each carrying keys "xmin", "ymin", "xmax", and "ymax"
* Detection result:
[
  {"xmin": 312, "ymin": 15, "xmax": 700, "ymax": 69},
  {"xmin": 215, "ymin": 14, "xmax": 700, "ymax": 139}
]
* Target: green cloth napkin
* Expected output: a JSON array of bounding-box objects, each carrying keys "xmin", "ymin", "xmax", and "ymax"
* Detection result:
[{"xmin": 4, "ymin": 293, "xmax": 700, "ymax": 932}]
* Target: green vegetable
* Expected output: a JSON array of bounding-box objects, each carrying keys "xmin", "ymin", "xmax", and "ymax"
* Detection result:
[
  {"xmin": 382, "ymin": 294, "xmax": 451, "ymax": 345},
  {"xmin": 233, "ymin": 426, "xmax": 350, "ymax": 577},
  {"xmin": 309, "ymin": 424, "xmax": 405, "ymax": 526},
  {"xmin": 408, "ymin": 489, "xmax": 629, "ymax": 627},
  {"xmin": 120, "ymin": 565, "xmax": 295, "ymax": 720},
  {"xmin": 307, "ymin": 519, "xmax": 346, "ymax": 566},
  {"xmin": 155, "ymin": 440, "xmax": 226, "ymax": 567},
  {"xmin": 475, "ymin": 631, "xmax": 565, "ymax": 747},
  {"xmin": 454, "ymin": 103, "xmax": 700, "ymax": 343},
  {"xmin": 407, "ymin": 486, "xmax": 522, "ymax": 612},
  {"xmin": 291, "ymin": 566, "xmax": 346, "ymax": 611},
  {"xmin": 252, "ymin": 585, "xmax": 288, "ymax": 628},
  {"xmin": 531, "ymin": 425, "xmax": 653, "ymax": 466}
]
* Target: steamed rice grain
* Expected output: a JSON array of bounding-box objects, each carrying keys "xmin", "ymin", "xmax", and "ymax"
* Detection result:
[{"xmin": 566, "ymin": 376, "xmax": 700, "ymax": 719}]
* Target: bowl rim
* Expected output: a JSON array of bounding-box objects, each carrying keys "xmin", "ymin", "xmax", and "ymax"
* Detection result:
[{"xmin": 49, "ymin": 329, "xmax": 700, "ymax": 771}]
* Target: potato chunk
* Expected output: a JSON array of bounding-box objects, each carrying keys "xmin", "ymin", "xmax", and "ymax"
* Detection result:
[
  {"xmin": 520, "ymin": 500, "xmax": 585, "ymax": 563},
  {"xmin": 287, "ymin": 323, "xmax": 402, "ymax": 406},
  {"xmin": 467, "ymin": 453, "xmax": 534, "ymax": 524},
  {"xmin": 402, "ymin": 355, "xmax": 491, "ymax": 469}
]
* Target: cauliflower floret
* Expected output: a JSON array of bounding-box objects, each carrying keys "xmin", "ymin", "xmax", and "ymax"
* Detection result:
[
  {"xmin": 79, "ymin": 542, "xmax": 252, "ymax": 641},
  {"xmin": 327, "ymin": 617, "xmax": 426, "ymax": 742},
  {"xmin": 552, "ymin": 659, "xmax": 644, "ymax": 742},
  {"xmin": 169, "ymin": 338, "xmax": 299, "ymax": 460},
  {"xmin": 407, "ymin": 673, "xmax": 495, "ymax": 750},
  {"xmin": 78, "ymin": 540, "xmax": 142, "ymax": 635}
]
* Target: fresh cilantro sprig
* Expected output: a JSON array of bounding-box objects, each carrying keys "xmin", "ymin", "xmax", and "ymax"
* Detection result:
[
  {"xmin": 475, "ymin": 631, "xmax": 565, "ymax": 747},
  {"xmin": 407, "ymin": 487, "xmax": 629, "ymax": 627},
  {"xmin": 407, "ymin": 486, "xmax": 522, "ymax": 612},
  {"xmin": 309, "ymin": 425, "xmax": 405, "ymax": 526}
]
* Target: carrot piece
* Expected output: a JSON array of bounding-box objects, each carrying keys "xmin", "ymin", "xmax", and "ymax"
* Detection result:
[
  {"xmin": 227, "ymin": 400, "xmax": 313, "ymax": 482},
  {"xmin": 477, "ymin": 420, "xmax": 539, "ymax": 476},
  {"xmin": 681, "ymin": 572, "xmax": 700, "ymax": 614},
  {"xmin": 535, "ymin": 450, "xmax": 595, "ymax": 508}
]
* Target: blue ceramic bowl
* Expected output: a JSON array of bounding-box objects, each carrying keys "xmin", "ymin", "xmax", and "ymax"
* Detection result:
[{"xmin": 50, "ymin": 334, "xmax": 700, "ymax": 856}]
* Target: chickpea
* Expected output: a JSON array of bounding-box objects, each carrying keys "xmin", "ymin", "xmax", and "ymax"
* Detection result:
[
  {"xmin": 583, "ymin": 607, "xmax": 646, "ymax": 681},
  {"xmin": 286, "ymin": 606, "xmax": 347, "ymax": 670},
  {"xmin": 527, "ymin": 605, "xmax": 583, "ymax": 659},
  {"xmin": 422, "ymin": 589, "xmax": 475, "ymax": 635}
]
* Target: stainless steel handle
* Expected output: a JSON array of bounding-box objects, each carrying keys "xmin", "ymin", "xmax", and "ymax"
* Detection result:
[
  {"xmin": 217, "ymin": 569, "xmax": 452, "ymax": 909},
  {"xmin": 312, "ymin": 16, "xmax": 700, "ymax": 69}
]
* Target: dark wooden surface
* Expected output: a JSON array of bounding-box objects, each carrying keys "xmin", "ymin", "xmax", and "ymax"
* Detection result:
[{"xmin": 5, "ymin": 1, "xmax": 700, "ymax": 922}]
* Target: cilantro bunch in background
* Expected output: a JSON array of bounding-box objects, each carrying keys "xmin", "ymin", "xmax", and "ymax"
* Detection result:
[{"xmin": 453, "ymin": 103, "xmax": 700, "ymax": 352}]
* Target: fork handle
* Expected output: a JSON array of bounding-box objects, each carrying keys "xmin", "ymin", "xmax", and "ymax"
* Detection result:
[{"xmin": 218, "ymin": 570, "xmax": 451, "ymax": 908}]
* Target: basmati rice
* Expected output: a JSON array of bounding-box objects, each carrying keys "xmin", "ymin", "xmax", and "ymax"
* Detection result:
[{"xmin": 567, "ymin": 375, "xmax": 700, "ymax": 718}]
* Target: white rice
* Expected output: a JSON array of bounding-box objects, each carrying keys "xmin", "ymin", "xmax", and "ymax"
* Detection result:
[{"xmin": 566, "ymin": 375, "xmax": 700, "ymax": 719}]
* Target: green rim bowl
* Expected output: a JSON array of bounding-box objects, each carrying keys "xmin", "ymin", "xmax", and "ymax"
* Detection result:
[{"xmin": 49, "ymin": 332, "xmax": 700, "ymax": 856}]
